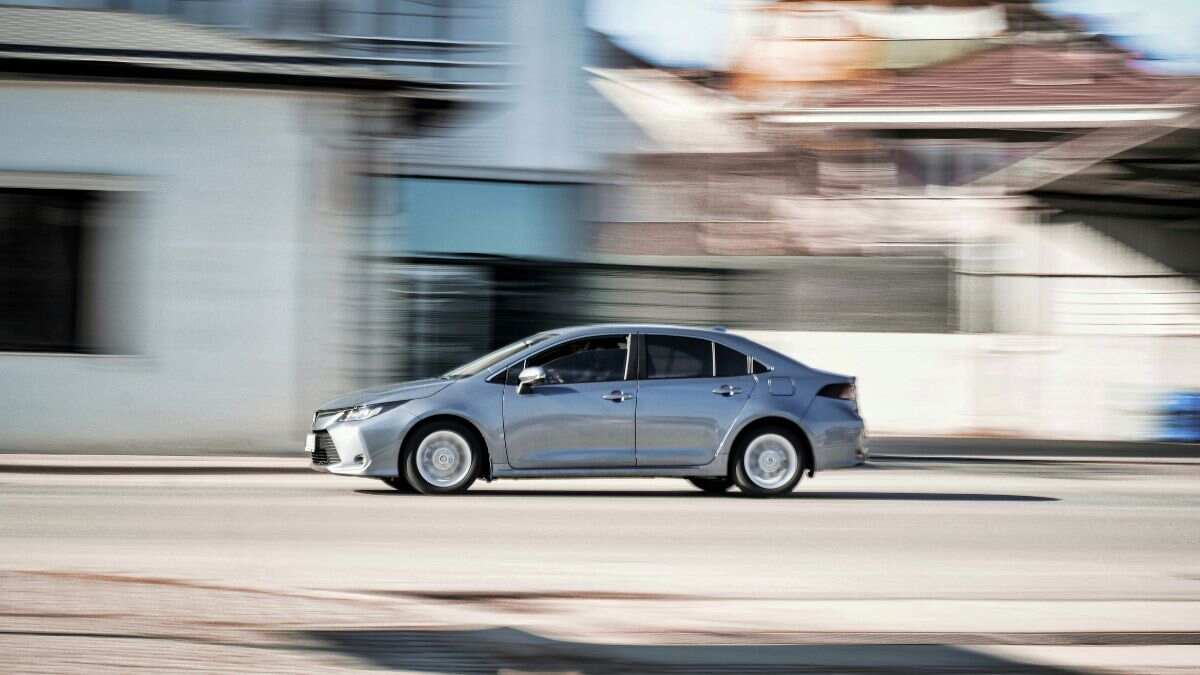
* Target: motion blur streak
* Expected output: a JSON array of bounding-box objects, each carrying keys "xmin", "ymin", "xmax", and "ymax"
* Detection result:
[{"xmin": 0, "ymin": 0, "xmax": 1198, "ymax": 672}]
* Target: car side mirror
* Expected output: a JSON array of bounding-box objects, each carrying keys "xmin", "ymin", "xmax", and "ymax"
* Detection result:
[{"xmin": 516, "ymin": 366, "xmax": 546, "ymax": 394}]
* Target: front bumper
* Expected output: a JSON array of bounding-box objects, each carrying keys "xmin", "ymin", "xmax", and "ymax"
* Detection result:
[{"xmin": 304, "ymin": 406, "xmax": 413, "ymax": 477}]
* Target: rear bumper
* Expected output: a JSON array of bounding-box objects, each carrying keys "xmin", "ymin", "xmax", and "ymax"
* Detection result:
[{"xmin": 804, "ymin": 397, "xmax": 867, "ymax": 471}]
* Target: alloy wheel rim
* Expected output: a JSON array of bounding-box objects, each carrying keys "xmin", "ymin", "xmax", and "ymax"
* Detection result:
[
  {"xmin": 743, "ymin": 433, "xmax": 798, "ymax": 490},
  {"xmin": 416, "ymin": 430, "xmax": 472, "ymax": 488}
]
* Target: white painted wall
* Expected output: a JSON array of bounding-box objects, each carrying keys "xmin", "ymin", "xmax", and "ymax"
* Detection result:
[
  {"xmin": 963, "ymin": 217, "xmax": 1200, "ymax": 336},
  {"xmin": 0, "ymin": 82, "xmax": 356, "ymax": 452},
  {"xmin": 740, "ymin": 330, "xmax": 1200, "ymax": 441}
]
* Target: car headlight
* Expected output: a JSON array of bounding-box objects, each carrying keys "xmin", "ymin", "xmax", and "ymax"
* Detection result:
[{"xmin": 339, "ymin": 401, "xmax": 407, "ymax": 422}]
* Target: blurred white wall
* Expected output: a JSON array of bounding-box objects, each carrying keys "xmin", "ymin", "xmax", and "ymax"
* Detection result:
[
  {"xmin": 959, "ymin": 215, "xmax": 1200, "ymax": 336},
  {"xmin": 742, "ymin": 330, "xmax": 1200, "ymax": 441},
  {"xmin": 0, "ymin": 82, "xmax": 357, "ymax": 452},
  {"xmin": 400, "ymin": 0, "xmax": 601, "ymax": 178}
]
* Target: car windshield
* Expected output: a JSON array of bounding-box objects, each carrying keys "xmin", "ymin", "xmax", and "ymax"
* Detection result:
[{"xmin": 441, "ymin": 333, "xmax": 556, "ymax": 380}]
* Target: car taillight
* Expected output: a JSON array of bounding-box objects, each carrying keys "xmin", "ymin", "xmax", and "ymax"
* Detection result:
[{"xmin": 818, "ymin": 383, "xmax": 856, "ymax": 401}]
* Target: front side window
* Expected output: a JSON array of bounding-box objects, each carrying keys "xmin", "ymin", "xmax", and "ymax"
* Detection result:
[
  {"xmin": 520, "ymin": 335, "xmax": 630, "ymax": 385},
  {"xmin": 643, "ymin": 335, "xmax": 711, "ymax": 380}
]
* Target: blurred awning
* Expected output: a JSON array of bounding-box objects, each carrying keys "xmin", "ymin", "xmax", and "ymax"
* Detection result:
[
  {"xmin": 0, "ymin": 5, "xmax": 497, "ymax": 96},
  {"xmin": 758, "ymin": 43, "xmax": 1197, "ymax": 129},
  {"xmin": 588, "ymin": 67, "xmax": 765, "ymax": 153},
  {"xmin": 760, "ymin": 105, "xmax": 1192, "ymax": 129},
  {"xmin": 847, "ymin": 5, "xmax": 1006, "ymax": 40}
]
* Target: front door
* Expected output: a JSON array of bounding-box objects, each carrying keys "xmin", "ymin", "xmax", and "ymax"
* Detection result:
[
  {"xmin": 502, "ymin": 334, "xmax": 636, "ymax": 469},
  {"xmin": 634, "ymin": 334, "xmax": 756, "ymax": 467}
]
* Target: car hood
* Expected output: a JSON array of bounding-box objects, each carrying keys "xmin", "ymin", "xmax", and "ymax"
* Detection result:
[{"xmin": 318, "ymin": 378, "xmax": 452, "ymax": 410}]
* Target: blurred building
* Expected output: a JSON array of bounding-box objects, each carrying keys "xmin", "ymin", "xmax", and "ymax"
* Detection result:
[
  {"xmin": 590, "ymin": 0, "xmax": 1200, "ymax": 439},
  {"xmin": 0, "ymin": 1, "xmax": 613, "ymax": 383},
  {"xmin": 0, "ymin": 1, "xmax": 648, "ymax": 451},
  {"xmin": 727, "ymin": 0, "xmax": 1008, "ymax": 103},
  {"xmin": 757, "ymin": 39, "xmax": 1199, "ymax": 335},
  {"xmin": 1, "ymin": 0, "xmax": 1197, "ymax": 446},
  {"xmin": 0, "ymin": 5, "xmax": 477, "ymax": 452}
]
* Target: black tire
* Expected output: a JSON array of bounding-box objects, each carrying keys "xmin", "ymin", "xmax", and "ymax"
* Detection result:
[
  {"xmin": 687, "ymin": 477, "xmax": 733, "ymax": 494},
  {"xmin": 402, "ymin": 420, "xmax": 481, "ymax": 495},
  {"xmin": 380, "ymin": 476, "xmax": 416, "ymax": 492},
  {"xmin": 731, "ymin": 425, "xmax": 806, "ymax": 498}
]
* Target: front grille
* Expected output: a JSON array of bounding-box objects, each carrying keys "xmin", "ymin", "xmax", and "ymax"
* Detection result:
[{"xmin": 312, "ymin": 431, "xmax": 340, "ymax": 466}]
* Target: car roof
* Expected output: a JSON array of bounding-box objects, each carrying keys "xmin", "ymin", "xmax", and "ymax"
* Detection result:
[
  {"xmin": 551, "ymin": 323, "xmax": 729, "ymax": 339},
  {"xmin": 483, "ymin": 323, "xmax": 817, "ymax": 380},
  {"xmin": 540, "ymin": 324, "xmax": 799, "ymax": 368}
]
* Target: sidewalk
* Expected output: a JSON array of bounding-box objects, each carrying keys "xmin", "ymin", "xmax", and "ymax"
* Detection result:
[
  {"xmin": 871, "ymin": 436, "xmax": 1200, "ymax": 460},
  {"xmin": 0, "ymin": 453, "xmax": 309, "ymax": 474},
  {"xmin": 3, "ymin": 444, "xmax": 1199, "ymax": 474}
]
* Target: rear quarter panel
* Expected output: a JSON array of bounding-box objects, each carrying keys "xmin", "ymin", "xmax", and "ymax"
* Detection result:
[{"xmin": 725, "ymin": 369, "xmax": 864, "ymax": 472}]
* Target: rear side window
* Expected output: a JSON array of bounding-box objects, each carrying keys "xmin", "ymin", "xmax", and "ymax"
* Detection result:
[
  {"xmin": 715, "ymin": 343, "xmax": 749, "ymax": 376},
  {"xmin": 752, "ymin": 360, "xmax": 771, "ymax": 374},
  {"xmin": 644, "ymin": 335, "xmax": 711, "ymax": 379}
]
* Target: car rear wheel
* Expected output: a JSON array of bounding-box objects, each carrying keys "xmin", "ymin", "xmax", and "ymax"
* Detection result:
[
  {"xmin": 687, "ymin": 477, "xmax": 733, "ymax": 494},
  {"xmin": 403, "ymin": 421, "xmax": 480, "ymax": 495},
  {"xmin": 732, "ymin": 426, "xmax": 804, "ymax": 498},
  {"xmin": 380, "ymin": 476, "xmax": 416, "ymax": 492}
]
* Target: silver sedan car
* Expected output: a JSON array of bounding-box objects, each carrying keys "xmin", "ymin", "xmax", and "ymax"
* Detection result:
[{"xmin": 306, "ymin": 325, "xmax": 866, "ymax": 497}]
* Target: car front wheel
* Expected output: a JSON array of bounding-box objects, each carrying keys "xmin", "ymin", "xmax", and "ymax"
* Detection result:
[
  {"xmin": 732, "ymin": 426, "xmax": 805, "ymax": 497},
  {"xmin": 402, "ymin": 421, "xmax": 480, "ymax": 495}
]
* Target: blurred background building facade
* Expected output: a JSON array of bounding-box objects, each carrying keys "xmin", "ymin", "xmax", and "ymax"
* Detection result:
[{"xmin": 0, "ymin": 0, "xmax": 1197, "ymax": 450}]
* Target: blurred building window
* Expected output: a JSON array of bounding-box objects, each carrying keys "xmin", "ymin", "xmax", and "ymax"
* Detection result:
[
  {"xmin": 0, "ymin": 188, "xmax": 101, "ymax": 353},
  {"xmin": 892, "ymin": 140, "xmax": 1044, "ymax": 188},
  {"xmin": 400, "ymin": 178, "xmax": 584, "ymax": 260}
]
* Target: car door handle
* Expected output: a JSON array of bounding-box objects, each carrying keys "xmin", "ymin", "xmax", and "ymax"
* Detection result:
[
  {"xmin": 712, "ymin": 385, "xmax": 742, "ymax": 396},
  {"xmin": 602, "ymin": 391, "xmax": 634, "ymax": 402}
]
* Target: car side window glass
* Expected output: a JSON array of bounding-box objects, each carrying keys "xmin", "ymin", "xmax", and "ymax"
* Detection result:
[
  {"xmin": 715, "ymin": 342, "xmax": 749, "ymax": 377},
  {"xmin": 504, "ymin": 362, "xmax": 525, "ymax": 386},
  {"xmin": 644, "ymin": 335, "xmax": 711, "ymax": 379},
  {"xmin": 526, "ymin": 336, "xmax": 628, "ymax": 385},
  {"xmin": 752, "ymin": 359, "xmax": 771, "ymax": 375}
]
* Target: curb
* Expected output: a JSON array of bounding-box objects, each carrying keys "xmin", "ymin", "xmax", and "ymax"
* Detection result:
[
  {"xmin": 870, "ymin": 436, "xmax": 1200, "ymax": 459},
  {"xmin": 0, "ymin": 454, "xmax": 309, "ymax": 475},
  {"xmin": 0, "ymin": 464, "xmax": 312, "ymax": 474},
  {"xmin": 870, "ymin": 454, "xmax": 1200, "ymax": 466}
]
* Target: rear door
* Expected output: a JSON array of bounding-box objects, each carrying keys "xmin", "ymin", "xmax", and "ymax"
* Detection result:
[{"xmin": 633, "ymin": 334, "xmax": 756, "ymax": 467}]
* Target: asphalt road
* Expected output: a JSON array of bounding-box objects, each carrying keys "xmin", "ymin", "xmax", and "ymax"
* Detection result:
[{"xmin": 2, "ymin": 458, "xmax": 1200, "ymax": 673}]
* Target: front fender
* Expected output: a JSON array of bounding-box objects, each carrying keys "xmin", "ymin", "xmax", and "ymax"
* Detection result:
[{"xmin": 399, "ymin": 384, "xmax": 508, "ymax": 468}]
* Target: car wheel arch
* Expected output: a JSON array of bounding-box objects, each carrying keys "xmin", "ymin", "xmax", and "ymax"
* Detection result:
[
  {"xmin": 400, "ymin": 413, "xmax": 493, "ymax": 480},
  {"xmin": 727, "ymin": 416, "xmax": 815, "ymax": 478}
]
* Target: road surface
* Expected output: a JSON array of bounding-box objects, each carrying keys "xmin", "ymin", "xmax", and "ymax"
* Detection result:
[{"xmin": 2, "ymin": 457, "xmax": 1199, "ymax": 673}]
